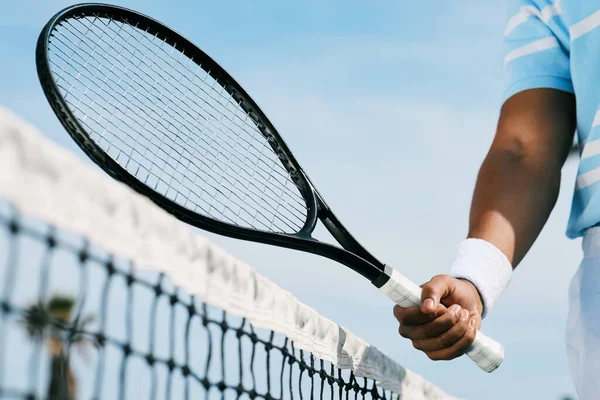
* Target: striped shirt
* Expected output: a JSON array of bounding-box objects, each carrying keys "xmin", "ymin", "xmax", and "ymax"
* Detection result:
[{"xmin": 504, "ymin": 0, "xmax": 600, "ymax": 238}]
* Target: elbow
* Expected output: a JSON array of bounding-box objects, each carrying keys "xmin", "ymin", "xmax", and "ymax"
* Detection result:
[
  {"xmin": 489, "ymin": 134, "xmax": 566, "ymax": 177},
  {"xmin": 486, "ymin": 141, "xmax": 563, "ymax": 198}
]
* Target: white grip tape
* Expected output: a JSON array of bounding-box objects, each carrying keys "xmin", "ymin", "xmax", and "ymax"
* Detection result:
[{"xmin": 380, "ymin": 268, "xmax": 504, "ymax": 373}]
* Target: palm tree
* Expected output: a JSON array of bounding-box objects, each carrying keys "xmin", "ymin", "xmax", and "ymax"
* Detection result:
[{"xmin": 21, "ymin": 294, "xmax": 100, "ymax": 400}]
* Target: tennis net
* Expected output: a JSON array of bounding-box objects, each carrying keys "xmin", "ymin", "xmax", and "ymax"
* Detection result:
[{"xmin": 0, "ymin": 106, "xmax": 459, "ymax": 400}]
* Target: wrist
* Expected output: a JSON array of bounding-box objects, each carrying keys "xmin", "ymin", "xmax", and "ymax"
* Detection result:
[
  {"xmin": 449, "ymin": 238, "xmax": 513, "ymax": 318},
  {"xmin": 456, "ymin": 278, "xmax": 484, "ymax": 317}
]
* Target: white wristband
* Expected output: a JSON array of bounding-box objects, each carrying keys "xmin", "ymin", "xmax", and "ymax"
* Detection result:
[{"xmin": 449, "ymin": 238, "xmax": 513, "ymax": 318}]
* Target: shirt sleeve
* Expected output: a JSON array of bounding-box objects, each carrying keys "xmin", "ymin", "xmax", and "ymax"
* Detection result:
[{"xmin": 502, "ymin": 0, "xmax": 573, "ymax": 102}]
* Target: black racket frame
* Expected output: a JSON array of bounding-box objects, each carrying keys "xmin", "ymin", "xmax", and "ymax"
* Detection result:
[{"xmin": 36, "ymin": 3, "xmax": 390, "ymax": 286}]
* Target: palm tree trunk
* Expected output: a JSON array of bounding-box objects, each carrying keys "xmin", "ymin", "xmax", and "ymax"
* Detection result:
[{"xmin": 47, "ymin": 351, "xmax": 76, "ymax": 400}]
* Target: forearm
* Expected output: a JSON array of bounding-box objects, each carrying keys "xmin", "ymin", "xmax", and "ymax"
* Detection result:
[
  {"xmin": 448, "ymin": 90, "xmax": 575, "ymax": 316},
  {"xmin": 468, "ymin": 147, "xmax": 562, "ymax": 267}
]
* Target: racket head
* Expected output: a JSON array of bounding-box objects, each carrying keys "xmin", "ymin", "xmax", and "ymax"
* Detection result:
[
  {"xmin": 35, "ymin": 2, "xmax": 318, "ymax": 238},
  {"xmin": 36, "ymin": 3, "xmax": 387, "ymax": 283}
]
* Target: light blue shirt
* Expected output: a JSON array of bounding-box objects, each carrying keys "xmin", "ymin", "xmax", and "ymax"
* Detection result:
[{"xmin": 503, "ymin": 0, "xmax": 600, "ymax": 238}]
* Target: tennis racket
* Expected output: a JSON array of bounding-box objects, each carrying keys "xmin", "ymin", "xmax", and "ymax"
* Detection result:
[{"xmin": 36, "ymin": 3, "xmax": 504, "ymax": 372}]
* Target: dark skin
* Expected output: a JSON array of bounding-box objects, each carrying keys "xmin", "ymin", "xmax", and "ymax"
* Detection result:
[{"xmin": 394, "ymin": 89, "xmax": 577, "ymax": 361}]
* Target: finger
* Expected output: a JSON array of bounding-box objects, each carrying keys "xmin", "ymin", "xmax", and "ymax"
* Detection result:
[
  {"xmin": 399, "ymin": 305, "xmax": 463, "ymax": 340},
  {"xmin": 425, "ymin": 317, "xmax": 478, "ymax": 361},
  {"xmin": 393, "ymin": 305, "xmax": 438, "ymax": 325},
  {"xmin": 411, "ymin": 309, "xmax": 470, "ymax": 352},
  {"xmin": 420, "ymin": 275, "xmax": 457, "ymax": 314}
]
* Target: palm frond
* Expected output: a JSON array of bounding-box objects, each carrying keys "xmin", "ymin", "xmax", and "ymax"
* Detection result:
[
  {"xmin": 48, "ymin": 295, "xmax": 76, "ymax": 314},
  {"xmin": 77, "ymin": 314, "xmax": 96, "ymax": 329},
  {"xmin": 21, "ymin": 302, "xmax": 51, "ymax": 341}
]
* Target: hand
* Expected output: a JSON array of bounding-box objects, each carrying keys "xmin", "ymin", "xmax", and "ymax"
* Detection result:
[{"xmin": 393, "ymin": 275, "xmax": 483, "ymax": 361}]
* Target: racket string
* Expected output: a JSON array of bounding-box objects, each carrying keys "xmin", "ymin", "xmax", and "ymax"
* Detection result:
[
  {"xmin": 107, "ymin": 17, "xmax": 307, "ymax": 227},
  {"xmin": 53, "ymin": 27, "xmax": 238, "ymax": 214}
]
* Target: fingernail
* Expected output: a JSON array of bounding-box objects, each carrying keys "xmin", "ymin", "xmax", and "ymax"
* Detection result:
[
  {"xmin": 423, "ymin": 299, "xmax": 434, "ymax": 310},
  {"xmin": 460, "ymin": 310, "xmax": 469, "ymax": 322},
  {"xmin": 450, "ymin": 305, "xmax": 461, "ymax": 318},
  {"xmin": 469, "ymin": 319, "xmax": 476, "ymax": 330}
]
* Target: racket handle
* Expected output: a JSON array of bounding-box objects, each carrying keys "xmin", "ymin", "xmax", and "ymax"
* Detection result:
[{"xmin": 378, "ymin": 267, "xmax": 504, "ymax": 373}]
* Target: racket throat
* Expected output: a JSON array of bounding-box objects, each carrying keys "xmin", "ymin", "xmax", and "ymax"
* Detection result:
[{"xmin": 320, "ymin": 211, "xmax": 385, "ymax": 271}]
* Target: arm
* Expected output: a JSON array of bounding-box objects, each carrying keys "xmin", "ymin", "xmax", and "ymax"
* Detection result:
[
  {"xmin": 394, "ymin": 88, "xmax": 576, "ymax": 361},
  {"xmin": 469, "ymin": 88, "xmax": 576, "ymax": 267}
]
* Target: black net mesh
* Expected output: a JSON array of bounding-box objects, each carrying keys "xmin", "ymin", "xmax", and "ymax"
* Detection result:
[
  {"xmin": 0, "ymin": 203, "xmax": 397, "ymax": 400},
  {"xmin": 45, "ymin": 13, "xmax": 308, "ymax": 234}
]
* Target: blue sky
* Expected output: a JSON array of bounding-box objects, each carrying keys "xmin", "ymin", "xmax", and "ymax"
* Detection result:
[{"xmin": 0, "ymin": 1, "xmax": 580, "ymax": 399}]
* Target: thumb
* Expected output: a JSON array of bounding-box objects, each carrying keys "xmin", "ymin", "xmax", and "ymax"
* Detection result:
[{"xmin": 420, "ymin": 275, "xmax": 455, "ymax": 314}]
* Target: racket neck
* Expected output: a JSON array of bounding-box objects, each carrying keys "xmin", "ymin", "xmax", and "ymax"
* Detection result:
[{"xmin": 319, "ymin": 208, "xmax": 385, "ymax": 273}]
